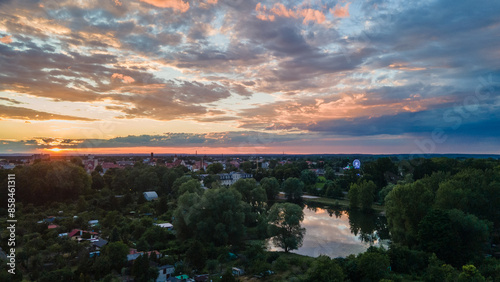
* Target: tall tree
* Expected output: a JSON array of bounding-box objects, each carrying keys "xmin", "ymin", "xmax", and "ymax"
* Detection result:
[
  {"xmin": 282, "ymin": 177, "xmax": 304, "ymax": 203},
  {"xmin": 260, "ymin": 177, "xmax": 280, "ymax": 203},
  {"xmin": 267, "ymin": 203, "xmax": 305, "ymax": 253}
]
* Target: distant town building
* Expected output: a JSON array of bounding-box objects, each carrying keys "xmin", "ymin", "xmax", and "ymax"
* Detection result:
[
  {"xmin": 32, "ymin": 154, "xmax": 50, "ymax": 162},
  {"xmin": 101, "ymin": 162, "xmax": 120, "ymax": 173},
  {"xmin": 218, "ymin": 172, "xmax": 253, "ymax": 186}
]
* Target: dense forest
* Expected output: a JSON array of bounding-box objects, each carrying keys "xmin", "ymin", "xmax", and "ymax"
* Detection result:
[{"xmin": 0, "ymin": 156, "xmax": 499, "ymax": 281}]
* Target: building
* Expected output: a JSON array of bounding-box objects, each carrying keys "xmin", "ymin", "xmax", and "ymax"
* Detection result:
[
  {"xmin": 143, "ymin": 191, "xmax": 159, "ymax": 201},
  {"xmin": 32, "ymin": 154, "xmax": 50, "ymax": 162},
  {"xmin": 156, "ymin": 265, "xmax": 175, "ymax": 282},
  {"xmin": 127, "ymin": 249, "xmax": 162, "ymax": 262},
  {"xmin": 232, "ymin": 267, "xmax": 245, "ymax": 276},
  {"xmin": 218, "ymin": 171, "xmax": 253, "ymax": 186},
  {"xmin": 101, "ymin": 162, "xmax": 120, "ymax": 173}
]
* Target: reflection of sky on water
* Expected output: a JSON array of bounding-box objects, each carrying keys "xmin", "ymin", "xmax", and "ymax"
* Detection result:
[{"xmin": 268, "ymin": 206, "xmax": 387, "ymax": 258}]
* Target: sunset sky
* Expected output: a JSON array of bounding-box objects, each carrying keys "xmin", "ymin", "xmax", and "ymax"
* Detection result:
[{"xmin": 0, "ymin": 0, "xmax": 499, "ymax": 155}]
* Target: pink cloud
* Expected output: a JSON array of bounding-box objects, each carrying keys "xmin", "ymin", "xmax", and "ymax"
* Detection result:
[
  {"xmin": 330, "ymin": 3, "xmax": 350, "ymax": 18},
  {"xmin": 300, "ymin": 8, "xmax": 326, "ymax": 24},
  {"xmin": 111, "ymin": 73, "xmax": 135, "ymax": 84},
  {"xmin": 0, "ymin": 35, "xmax": 12, "ymax": 44},
  {"xmin": 270, "ymin": 3, "xmax": 297, "ymax": 18},
  {"xmin": 256, "ymin": 3, "xmax": 326, "ymax": 24},
  {"xmin": 256, "ymin": 3, "xmax": 276, "ymax": 21},
  {"xmin": 139, "ymin": 0, "xmax": 190, "ymax": 12}
]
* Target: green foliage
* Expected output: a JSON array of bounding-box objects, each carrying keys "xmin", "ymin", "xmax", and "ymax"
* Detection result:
[
  {"xmin": 385, "ymin": 181, "xmax": 434, "ymax": 246},
  {"xmin": 260, "ymin": 177, "xmax": 280, "ymax": 202},
  {"xmin": 378, "ymin": 183, "xmax": 395, "ymax": 205},
  {"xmin": 16, "ymin": 161, "xmax": 91, "ymax": 205},
  {"xmin": 38, "ymin": 267, "xmax": 74, "ymax": 282},
  {"xmin": 357, "ymin": 248, "xmax": 390, "ymax": 282},
  {"xmin": 325, "ymin": 166, "xmax": 336, "ymax": 181},
  {"xmin": 300, "ymin": 169, "xmax": 318, "ymax": 187},
  {"xmin": 388, "ymin": 245, "xmax": 428, "ymax": 275},
  {"xmin": 458, "ymin": 265, "xmax": 485, "ymax": 282},
  {"xmin": 348, "ymin": 183, "xmax": 360, "ymax": 209},
  {"xmin": 103, "ymin": 241, "xmax": 129, "ymax": 272},
  {"xmin": 304, "ymin": 255, "xmax": 344, "ymax": 282},
  {"xmin": 132, "ymin": 254, "xmax": 158, "ymax": 282},
  {"xmin": 283, "ymin": 177, "xmax": 304, "ymax": 203},
  {"xmin": 231, "ymin": 178, "xmax": 267, "ymax": 213},
  {"xmin": 267, "ymin": 203, "xmax": 305, "ymax": 253},
  {"xmin": 91, "ymin": 171, "xmax": 105, "ymax": 190},
  {"xmin": 185, "ymin": 240, "xmax": 207, "ymax": 271},
  {"xmin": 174, "ymin": 188, "xmax": 246, "ymax": 246},
  {"xmin": 207, "ymin": 163, "xmax": 224, "ymax": 174},
  {"xmin": 177, "ymin": 179, "xmax": 203, "ymax": 197}
]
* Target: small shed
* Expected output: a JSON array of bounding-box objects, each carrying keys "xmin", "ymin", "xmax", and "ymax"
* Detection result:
[
  {"xmin": 232, "ymin": 267, "xmax": 244, "ymax": 276},
  {"xmin": 143, "ymin": 191, "xmax": 159, "ymax": 201},
  {"xmin": 155, "ymin": 223, "xmax": 174, "ymax": 230}
]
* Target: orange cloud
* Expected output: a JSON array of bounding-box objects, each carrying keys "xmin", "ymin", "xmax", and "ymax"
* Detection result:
[
  {"xmin": 256, "ymin": 3, "xmax": 275, "ymax": 21},
  {"xmin": 330, "ymin": 3, "xmax": 350, "ymax": 18},
  {"xmin": 114, "ymin": 0, "xmax": 122, "ymax": 6},
  {"xmin": 111, "ymin": 73, "xmax": 135, "ymax": 83},
  {"xmin": 256, "ymin": 3, "xmax": 326, "ymax": 24},
  {"xmin": 0, "ymin": 35, "xmax": 13, "ymax": 44},
  {"xmin": 301, "ymin": 8, "xmax": 326, "ymax": 24},
  {"xmin": 139, "ymin": 0, "xmax": 190, "ymax": 12},
  {"xmin": 270, "ymin": 3, "xmax": 296, "ymax": 18}
]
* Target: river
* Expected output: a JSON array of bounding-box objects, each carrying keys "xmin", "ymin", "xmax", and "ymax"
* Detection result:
[{"xmin": 268, "ymin": 204, "xmax": 390, "ymax": 258}]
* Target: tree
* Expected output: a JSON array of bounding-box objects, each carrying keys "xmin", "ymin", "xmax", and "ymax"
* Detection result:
[
  {"xmin": 174, "ymin": 188, "xmax": 246, "ymax": 246},
  {"xmin": 282, "ymin": 177, "xmax": 304, "ymax": 203},
  {"xmin": 384, "ymin": 181, "xmax": 434, "ymax": 246},
  {"xmin": 241, "ymin": 161, "xmax": 253, "ymax": 173},
  {"xmin": 177, "ymin": 179, "xmax": 203, "ymax": 197},
  {"xmin": 260, "ymin": 177, "xmax": 280, "ymax": 203},
  {"xmin": 102, "ymin": 241, "xmax": 129, "ymax": 272},
  {"xmin": 194, "ymin": 188, "xmax": 247, "ymax": 245},
  {"xmin": 203, "ymin": 174, "xmax": 218, "ymax": 188},
  {"xmin": 348, "ymin": 183, "xmax": 360, "ymax": 209},
  {"xmin": 110, "ymin": 227, "xmax": 120, "ymax": 242},
  {"xmin": 207, "ymin": 163, "xmax": 224, "ymax": 174},
  {"xmin": 185, "ymin": 240, "xmax": 207, "ymax": 271},
  {"xmin": 357, "ymin": 249, "xmax": 390, "ymax": 282},
  {"xmin": 325, "ymin": 166, "xmax": 336, "ymax": 181},
  {"xmin": 458, "ymin": 265, "xmax": 485, "ymax": 282},
  {"xmin": 418, "ymin": 209, "xmax": 458, "ymax": 263},
  {"xmin": 132, "ymin": 254, "xmax": 158, "ymax": 282},
  {"xmin": 267, "ymin": 203, "xmax": 305, "ymax": 253},
  {"xmin": 91, "ymin": 171, "xmax": 105, "ymax": 190},
  {"xmin": 300, "ymin": 169, "xmax": 318, "ymax": 188},
  {"xmin": 232, "ymin": 178, "xmax": 267, "ymax": 212},
  {"xmin": 305, "ymin": 255, "xmax": 344, "ymax": 282},
  {"xmin": 359, "ymin": 180, "xmax": 376, "ymax": 211}
]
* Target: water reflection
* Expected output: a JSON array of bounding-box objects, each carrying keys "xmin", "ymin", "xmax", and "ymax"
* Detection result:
[{"xmin": 268, "ymin": 204, "xmax": 389, "ymax": 258}]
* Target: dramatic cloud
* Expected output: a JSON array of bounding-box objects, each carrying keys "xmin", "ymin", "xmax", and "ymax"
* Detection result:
[
  {"xmin": 0, "ymin": 105, "xmax": 98, "ymax": 121},
  {"xmin": 0, "ymin": 35, "xmax": 12, "ymax": 44},
  {"xmin": 330, "ymin": 3, "xmax": 350, "ymax": 18},
  {"xmin": 0, "ymin": 0, "xmax": 499, "ymax": 154},
  {"xmin": 139, "ymin": 0, "xmax": 190, "ymax": 12}
]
